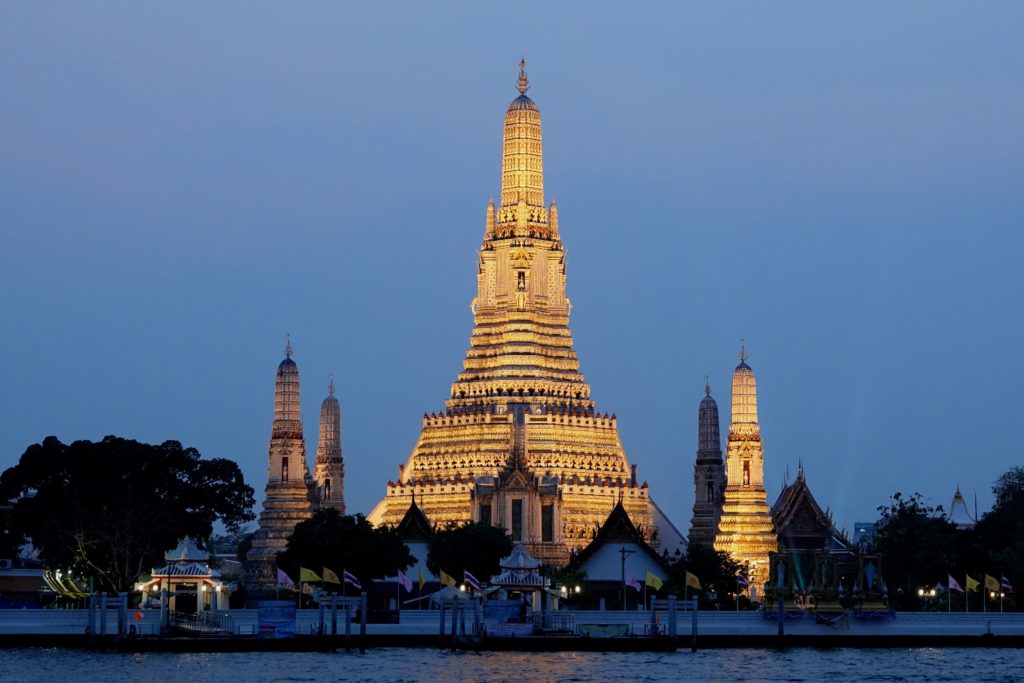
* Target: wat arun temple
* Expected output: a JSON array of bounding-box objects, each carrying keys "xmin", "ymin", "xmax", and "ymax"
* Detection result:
[
  {"xmin": 249, "ymin": 62, "xmax": 783, "ymax": 587},
  {"xmin": 364, "ymin": 62, "xmax": 678, "ymax": 567}
]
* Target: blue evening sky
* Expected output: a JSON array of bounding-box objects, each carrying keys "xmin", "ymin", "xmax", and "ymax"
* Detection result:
[{"xmin": 2, "ymin": 2, "xmax": 1022, "ymax": 535}]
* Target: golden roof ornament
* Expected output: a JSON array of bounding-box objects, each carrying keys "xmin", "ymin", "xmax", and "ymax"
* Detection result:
[
  {"xmin": 285, "ymin": 333, "xmax": 293, "ymax": 358},
  {"xmin": 517, "ymin": 58, "xmax": 529, "ymax": 94},
  {"xmin": 705, "ymin": 375, "xmax": 711, "ymax": 396},
  {"xmin": 739, "ymin": 338, "xmax": 748, "ymax": 363}
]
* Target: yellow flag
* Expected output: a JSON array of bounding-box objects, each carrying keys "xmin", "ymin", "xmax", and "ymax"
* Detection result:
[
  {"xmin": 323, "ymin": 567, "xmax": 341, "ymax": 584},
  {"xmin": 985, "ymin": 575, "xmax": 1000, "ymax": 592},
  {"xmin": 645, "ymin": 570, "xmax": 664, "ymax": 591},
  {"xmin": 418, "ymin": 569, "xmax": 426, "ymax": 590},
  {"xmin": 299, "ymin": 567, "xmax": 322, "ymax": 583},
  {"xmin": 439, "ymin": 570, "xmax": 457, "ymax": 587},
  {"xmin": 965, "ymin": 575, "xmax": 980, "ymax": 592},
  {"xmin": 685, "ymin": 571, "xmax": 701, "ymax": 590}
]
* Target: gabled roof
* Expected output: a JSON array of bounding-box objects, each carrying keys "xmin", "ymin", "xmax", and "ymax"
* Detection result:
[
  {"xmin": 569, "ymin": 502, "xmax": 666, "ymax": 571},
  {"xmin": 396, "ymin": 498, "xmax": 433, "ymax": 541},
  {"xmin": 771, "ymin": 471, "xmax": 849, "ymax": 552}
]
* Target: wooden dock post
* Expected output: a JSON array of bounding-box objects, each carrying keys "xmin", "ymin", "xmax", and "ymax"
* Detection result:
[
  {"xmin": 690, "ymin": 597, "xmax": 698, "ymax": 653},
  {"xmin": 330, "ymin": 593, "xmax": 338, "ymax": 636},
  {"xmin": 344, "ymin": 602, "xmax": 352, "ymax": 652},
  {"xmin": 359, "ymin": 592, "xmax": 367, "ymax": 654}
]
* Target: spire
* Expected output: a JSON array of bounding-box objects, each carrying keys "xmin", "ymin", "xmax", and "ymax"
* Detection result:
[
  {"xmin": 517, "ymin": 58, "xmax": 529, "ymax": 94},
  {"xmin": 328, "ymin": 373, "xmax": 335, "ymax": 397},
  {"xmin": 731, "ymin": 342, "xmax": 758, "ymax": 427},
  {"xmin": 273, "ymin": 341, "xmax": 301, "ymax": 427},
  {"xmin": 285, "ymin": 333, "xmax": 293, "ymax": 358},
  {"xmin": 501, "ymin": 59, "xmax": 544, "ymax": 211},
  {"xmin": 317, "ymin": 379, "xmax": 342, "ymax": 459},
  {"xmin": 697, "ymin": 381, "xmax": 721, "ymax": 457}
]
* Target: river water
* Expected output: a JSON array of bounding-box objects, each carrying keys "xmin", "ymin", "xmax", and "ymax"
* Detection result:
[{"xmin": 3, "ymin": 647, "xmax": 1022, "ymax": 682}]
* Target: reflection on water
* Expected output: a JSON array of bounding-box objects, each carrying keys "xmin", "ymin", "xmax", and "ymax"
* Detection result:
[{"xmin": 3, "ymin": 647, "xmax": 1023, "ymax": 682}]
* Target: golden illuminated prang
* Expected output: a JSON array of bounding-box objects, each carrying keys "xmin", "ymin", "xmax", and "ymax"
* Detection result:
[
  {"xmin": 714, "ymin": 343, "xmax": 777, "ymax": 591},
  {"xmin": 367, "ymin": 61, "xmax": 657, "ymax": 566}
]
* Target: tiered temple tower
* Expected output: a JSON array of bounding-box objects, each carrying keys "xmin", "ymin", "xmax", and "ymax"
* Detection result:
[
  {"xmin": 368, "ymin": 61, "xmax": 653, "ymax": 565},
  {"xmin": 247, "ymin": 340, "xmax": 318, "ymax": 575},
  {"xmin": 314, "ymin": 376, "xmax": 346, "ymax": 512},
  {"xmin": 688, "ymin": 379, "xmax": 725, "ymax": 546},
  {"xmin": 714, "ymin": 344, "xmax": 776, "ymax": 591}
]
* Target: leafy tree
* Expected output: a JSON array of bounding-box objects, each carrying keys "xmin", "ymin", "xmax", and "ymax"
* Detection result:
[
  {"xmin": 975, "ymin": 467, "xmax": 1024, "ymax": 608},
  {"xmin": 664, "ymin": 542, "xmax": 742, "ymax": 609},
  {"xmin": 0, "ymin": 502, "xmax": 24, "ymax": 560},
  {"xmin": 873, "ymin": 491, "xmax": 958, "ymax": 608},
  {"xmin": 0, "ymin": 436, "xmax": 255, "ymax": 592},
  {"xmin": 276, "ymin": 509, "xmax": 413, "ymax": 589},
  {"xmin": 427, "ymin": 522, "xmax": 513, "ymax": 583}
]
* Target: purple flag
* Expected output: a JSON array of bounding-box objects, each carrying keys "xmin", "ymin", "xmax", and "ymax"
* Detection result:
[
  {"xmin": 397, "ymin": 569, "xmax": 413, "ymax": 592},
  {"xmin": 276, "ymin": 568, "xmax": 294, "ymax": 588},
  {"xmin": 625, "ymin": 572, "xmax": 642, "ymax": 592},
  {"xmin": 948, "ymin": 574, "xmax": 964, "ymax": 593}
]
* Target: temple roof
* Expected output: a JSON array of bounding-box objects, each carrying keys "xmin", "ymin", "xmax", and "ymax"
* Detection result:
[
  {"xmin": 570, "ymin": 502, "xmax": 666, "ymax": 571},
  {"xmin": 771, "ymin": 471, "xmax": 850, "ymax": 553},
  {"xmin": 395, "ymin": 497, "xmax": 433, "ymax": 541},
  {"xmin": 948, "ymin": 487, "xmax": 976, "ymax": 529},
  {"xmin": 507, "ymin": 94, "xmax": 538, "ymax": 112},
  {"xmin": 164, "ymin": 537, "xmax": 208, "ymax": 563}
]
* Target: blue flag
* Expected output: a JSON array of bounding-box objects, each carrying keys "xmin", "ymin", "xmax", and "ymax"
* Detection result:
[{"xmin": 343, "ymin": 570, "xmax": 362, "ymax": 590}]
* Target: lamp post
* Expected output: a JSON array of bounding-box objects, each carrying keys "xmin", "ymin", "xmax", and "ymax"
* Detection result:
[{"xmin": 619, "ymin": 547, "xmax": 635, "ymax": 612}]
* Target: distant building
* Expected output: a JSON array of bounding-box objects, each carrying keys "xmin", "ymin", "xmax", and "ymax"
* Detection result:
[
  {"xmin": 853, "ymin": 522, "xmax": 877, "ymax": 545},
  {"xmin": 947, "ymin": 486, "xmax": 976, "ymax": 530},
  {"xmin": 771, "ymin": 467, "xmax": 850, "ymax": 554}
]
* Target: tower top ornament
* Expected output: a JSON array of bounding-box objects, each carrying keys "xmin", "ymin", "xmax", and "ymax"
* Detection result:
[
  {"xmin": 285, "ymin": 333, "xmax": 293, "ymax": 358},
  {"xmin": 517, "ymin": 58, "xmax": 529, "ymax": 94}
]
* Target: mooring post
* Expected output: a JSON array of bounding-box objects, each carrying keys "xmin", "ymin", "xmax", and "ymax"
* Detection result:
[
  {"xmin": 474, "ymin": 596, "xmax": 483, "ymax": 640},
  {"xmin": 99, "ymin": 593, "xmax": 107, "ymax": 641},
  {"xmin": 650, "ymin": 598, "xmax": 657, "ymax": 635},
  {"xmin": 331, "ymin": 593, "xmax": 338, "ymax": 636},
  {"xmin": 777, "ymin": 592, "xmax": 785, "ymax": 647},
  {"xmin": 459, "ymin": 602, "xmax": 466, "ymax": 637},
  {"xmin": 117, "ymin": 592, "xmax": 127, "ymax": 638},
  {"xmin": 667, "ymin": 595, "xmax": 677, "ymax": 640},
  {"xmin": 439, "ymin": 602, "xmax": 446, "ymax": 645},
  {"xmin": 691, "ymin": 597, "xmax": 698, "ymax": 653},
  {"xmin": 318, "ymin": 596, "xmax": 326, "ymax": 636},
  {"xmin": 344, "ymin": 602, "xmax": 352, "ymax": 651},
  {"xmin": 159, "ymin": 588, "xmax": 168, "ymax": 636},
  {"xmin": 450, "ymin": 600, "xmax": 458, "ymax": 650},
  {"xmin": 87, "ymin": 579, "xmax": 95, "ymax": 641},
  {"xmin": 359, "ymin": 592, "xmax": 367, "ymax": 654}
]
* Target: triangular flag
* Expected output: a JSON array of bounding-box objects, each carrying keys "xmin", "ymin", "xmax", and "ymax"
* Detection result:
[
  {"xmin": 397, "ymin": 569, "xmax": 413, "ymax": 593},
  {"xmin": 644, "ymin": 570, "xmax": 663, "ymax": 591},
  {"xmin": 685, "ymin": 571, "xmax": 701, "ymax": 590},
  {"xmin": 323, "ymin": 567, "xmax": 341, "ymax": 584},
  {"xmin": 439, "ymin": 570, "xmax": 457, "ymax": 587},
  {"xmin": 276, "ymin": 568, "xmax": 295, "ymax": 588},
  {"xmin": 965, "ymin": 574, "xmax": 980, "ymax": 592},
  {"xmin": 418, "ymin": 568, "xmax": 427, "ymax": 590},
  {"xmin": 299, "ymin": 567, "xmax": 321, "ymax": 583},
  {"xmin": 949, "ymin": 574, "xmax": 963, "ymax": 592}
]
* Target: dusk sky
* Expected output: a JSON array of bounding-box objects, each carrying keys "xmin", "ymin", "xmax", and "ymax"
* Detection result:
[{"xmin": 2, "ymin": 3, "xmax": 1022, "ymax": 536}]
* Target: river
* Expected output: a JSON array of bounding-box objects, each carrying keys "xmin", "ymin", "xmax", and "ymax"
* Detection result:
[{"xmin": 3, "ymin": 647, "xmax": 1023, "ymax": 682}]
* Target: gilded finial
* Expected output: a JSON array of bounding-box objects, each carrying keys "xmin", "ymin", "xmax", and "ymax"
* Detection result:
[
  {"xmin": 285, "ymin": 333, "xmax": 293, "ymax": 358},
  {"xmin": 517, "ymin": 57, "xmax": 529, "ymax": 95},
  {"xmin": 704, "ymin": 375, "xmax": 711, "ymax": 396},
  {"xmin": 328, "ymin": 373, "xmax": 335, "ymax": 397},
  {"xmin": 739, "ymin": 338, "xmax": 748, "ymax": 363}
]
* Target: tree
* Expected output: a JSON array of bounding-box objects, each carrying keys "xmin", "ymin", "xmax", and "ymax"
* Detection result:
[
  {"xmin": 0, "ymin": 436, "xmax": 255, "ymax": 592},
  {"xmin": 664, "ymin": 542, "xmax": 742, "ymax": 608},
  {"xmin": 427, "ymin": 522, "xmax": 513, "ymax": 583},
  {"xmin": 276, "ymin": 509, "xmax": 413, "ymax": 589},
  {"xmin": 873, "ymin": 491, "xmax": 959, "ymax": 608},
  {"xmin": 975, "ymin": 467, "xmax": 1024, "ymax": 608}
]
